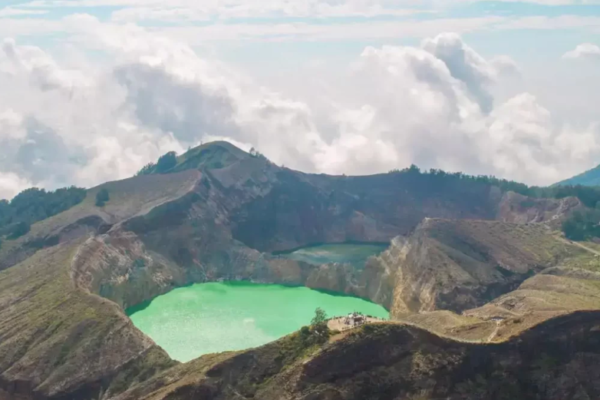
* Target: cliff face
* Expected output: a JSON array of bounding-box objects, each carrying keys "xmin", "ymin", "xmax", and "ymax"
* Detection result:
[
  {"xmin": 497, "ymin": 191, "xmax": 583, "ymax": 228},
  {"xmin": 368, "ymin": 219, "xmax": 583, "ymax": 316},
  {"xmin": 66, "ymin": 146, "xmax": 509, "ymax": 311},
  {"xmin": 229, "ymin": 168, "xmax": 502, "ymax": 252},
  {"xmin": 0, "ymin": 241, "xmax": 176, "ymax": 400},
  {"xmin": 0, "ymin": 141, "xmax": 596, "ymax": 400}
]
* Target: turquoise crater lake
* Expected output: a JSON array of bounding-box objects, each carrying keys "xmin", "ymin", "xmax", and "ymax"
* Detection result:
[
  {"xmin": 128, "ymin": 281, "xmax": 388, "ymax": 362},
  {"xmin": 275, "ymin": 243, "xmax": 388, "ymax": 268}
]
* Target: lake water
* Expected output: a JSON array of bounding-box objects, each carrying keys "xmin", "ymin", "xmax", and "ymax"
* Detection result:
[
  {"xmin": 275, "ymin": 243, "xmax": 388, "ymax": 268},
  {"xmin": 128, "ymin": 281, "xmax": 388, "ymax": 362}
]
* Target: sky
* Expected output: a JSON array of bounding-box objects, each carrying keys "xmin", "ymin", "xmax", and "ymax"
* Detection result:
[{"xmin": 1, "ymin": 0, "xmax": 600, "ymax": 199}]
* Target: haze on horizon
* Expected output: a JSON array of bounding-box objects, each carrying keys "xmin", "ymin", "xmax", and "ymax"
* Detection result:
[{"xmin": 1, "ymin": 0, "xmax": 600, "ymax": 199}]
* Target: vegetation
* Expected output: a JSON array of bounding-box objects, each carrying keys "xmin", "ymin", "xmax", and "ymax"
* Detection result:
[
  {"xmin": 95, "ymin": 188, "xmax": 110, "ymax": 207},
  {"xmin": 390, "ymin": 165, "xmax": 600, "ymax": 241},
  {"xmin": 136, "ymin": 151, "xmax": 178, "ymax": 176},
  {"xmin": 156, "ymin": 152, "xmax": 177, "ymax": 173},
  {"xmin": 554, "ymin": 163, "xmax": 600, "ymax": 187},
  {"xmin": 310, "ymin": 307, "xmax": 330, "ymax": 344},
  {"xmin": 562, "ymin": 209, "xmax": 600, "ymax": 241},
  {"xmin": 391, "ymin": 165, "xmax": 600, "ymax": 208},
  {"xmin": 294, "ymin": 308, "xmax": 331, "ymax": 349},
  {"xmin": 135, "ymin": 162, "xmax": 156, "ymax": 176},
  {"xmin": 249, "ymin": 147, "xmax": 267, "ymax": 160},
  {"xmin": 8, "ymin": 221, "xmax": 30, "ymax": 239},
  {"xmin": 0, "ymin": 186, "xmax": 86, "ymax": 240},
  {"xmin": 311, "ymin": 307, "xmax": 327, "ymax": 325}
]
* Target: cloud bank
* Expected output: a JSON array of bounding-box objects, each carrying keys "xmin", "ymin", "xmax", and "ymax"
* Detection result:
[
  {"xmin": 563, "ymin": 43, "xmax": 600, "ymax": 60},
  {"xmin": 0, "ymin": 15, "xmax": 599, "ymax": 199}
]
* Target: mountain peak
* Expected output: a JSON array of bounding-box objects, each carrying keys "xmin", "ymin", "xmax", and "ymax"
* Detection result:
[{"xmin": 554, "ymin": 163, "xmax": 600, "ymax": 187}]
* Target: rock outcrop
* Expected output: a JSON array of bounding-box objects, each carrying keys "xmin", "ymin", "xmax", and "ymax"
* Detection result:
[
  {"xmin": 497, "ymin": 191, "xmax": 583, "ymax": 228},
  {"xmin": 379, "ymin": 219, "xmax": 585, "ymax": 316}
]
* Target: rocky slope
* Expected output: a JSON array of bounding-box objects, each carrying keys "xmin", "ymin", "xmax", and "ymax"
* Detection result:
[
  {"xmin": 0, "ymin": 141, "xmax": 598, "ymax": 400},
  {"xmin": 113, "ymin": 311, "xmax": 600, "ymax": 400},
  {"xmin": 496, "ymin": 191, "xmax": 583, "ymax": 228},
  {"xmin": 382, "ymin": 219, "xmax": 584, "ymax": 315}
]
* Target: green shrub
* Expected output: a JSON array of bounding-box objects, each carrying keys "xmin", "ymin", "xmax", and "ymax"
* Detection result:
[
  {"xmin": 300, "ymin": 326, "xmax": 310, "ymax": 337},
  {"xmin": 155, "ymin": 151, "xmax": 177, "ymax": 173},
  {"xmin": 135, "ymin": 162, "xmax": 156, "ymax": 176},
  {"xmin": 362, "ymin": 324, "xmax": 376, "ymax": 334},
  {"xmin": 310, "ymin": 308, "xmax": 330, "ymax": 344},
  {"xmin": 8, "ymin": 221, "xmax": 30, "ymax": 239},
  {"xmin": 562, "ymin": 210, "xmax": 600, "ymax": 241},
  {"xmin": 95, "ymin": 189, "xmax": 110, "ymax": 207},
  {"xmin": 0, "ymin": 186, "xmax": 86, "ymax": 233}
]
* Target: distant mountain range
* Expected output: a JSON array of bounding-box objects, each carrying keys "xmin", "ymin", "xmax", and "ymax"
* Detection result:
[{"xmin": 555, "ymin": 164, "xmax": 600, "ymax": 187}]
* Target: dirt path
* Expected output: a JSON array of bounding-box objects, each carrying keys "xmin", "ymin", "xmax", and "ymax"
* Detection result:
[
  {"xmin": 486, "ymin": 320, "xmax": 501, "ymax": 343},
  {"xmin": 557, "ymin": 236, "xmax": 600, "ymax": 256}
]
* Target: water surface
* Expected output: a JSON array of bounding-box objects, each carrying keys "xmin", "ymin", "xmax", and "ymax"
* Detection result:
[
  {"xmin": 276, "ymin": 243, "xmax": 388, "ymax": 268},
  {"xmin": 128, "ymin": 281, "xmax": 388, "ymax": 362}
]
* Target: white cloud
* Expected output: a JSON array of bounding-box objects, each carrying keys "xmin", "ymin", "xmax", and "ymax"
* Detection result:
[
  {"xmin": 563, "ymin": 43, "xmax": 600, "ymax": 60},
  {"xmin": 312, "ymin": 34, "xmax": 600, "ymax": 184},
  {"xmin": 0, "ymin": 172, "xmax": 32, "ymax": 200},
  {"xmin": 151, "ymin": 17, "xmax": 505, "ymax": 43},
  {"xmin": 0, "ymin": 7, "xmax": 48, "ymax": 17},
  {"xmin": 0, "ymin": 18, "xmax": 599, "ymax": 199},
  {"xmin": 489, "ymin": 55, "xmax": 521, "ymax": 77},
  {"xmin": 23, "ymin": 0, "xmax": 431, "ymax": 20},
  {"xmin": 110, "ymin": 3, "xmax": 428, "ymax": 23},
  {"xmin": 2, "ymin": 38, "xmax": 91, "ymax": 91},
  {"xmin": 421, "ymin": 32, "xmax": 502, "ymax": 112},
  {"xmin": 3, "ymin": 10, "xmax": 600, "ymax": 45},
  {"xmin": 497, "ymin": 15, "xmax": 600, "ymax": 31}
]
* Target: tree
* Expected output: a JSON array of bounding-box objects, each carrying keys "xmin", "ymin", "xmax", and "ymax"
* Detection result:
[
  {"xmin": 310, "ymin": 307, "xmax": 329, "ymax": 343},
  {"xmin": 155, "ymin": 151, "xmax": 177, "ymax": 173},
  {"xmin": 135, "ymin": 162, "xmax": 156, "ymax": 176},
  {"xmin": 311, "ymin": 307, "xmax": 327, "ymax": 326},
  {"xmin": 0, "ymin": 186, "xmax": 86, "ymax": 234},
  {"xmin": 8, "ymin": 221, "xmax": 30, "ymax": 239},
  {"xmin": 95, "ymin": 188, "xmax": 110, "ymax": 207}
]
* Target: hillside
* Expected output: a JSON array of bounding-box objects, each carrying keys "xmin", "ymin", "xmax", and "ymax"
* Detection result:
[
  {"xmin": 1, "ymin": 141, "xmax": 600, "ymax": 399},
  {"xmin": 114, "ymin": 311, "xmax": 600, "ymax": 400},
  {"xmin": 555, "ymin": 164, "xmax": 600, "ymax": 187}
]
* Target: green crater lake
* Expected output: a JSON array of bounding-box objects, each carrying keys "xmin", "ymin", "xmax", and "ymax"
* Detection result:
[
  {"xmin": 128, "ymin": 281, "xmax": 388, "ymax": 362},
  {"xmin": 275, "ymin": 243, "xmax": 388, "ymax": 268}
]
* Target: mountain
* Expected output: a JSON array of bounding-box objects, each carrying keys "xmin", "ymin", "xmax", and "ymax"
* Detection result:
[
  {"xmin": 554, "ymin": 164, "xmax": 600, "ymax": 187},
  {"xmin": 1, "ymin": 141, "xmax": 599, "ymax": 400}
]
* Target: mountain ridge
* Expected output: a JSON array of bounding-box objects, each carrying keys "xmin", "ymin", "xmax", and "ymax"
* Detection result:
[
  {"xmin": 1, "ymin": 141, "xmax": 600, "ymax": 400},
  {"xmin": 554, "ymin": 163, "xmax": 600, "ymax": 187}
]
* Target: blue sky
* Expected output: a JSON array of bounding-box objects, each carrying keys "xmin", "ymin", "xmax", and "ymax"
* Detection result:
[
  {"xmin": 2, "ymin": 1, "xmax": 599, "ymax": 71},
  {"xmin": 0, "ymin": 0, "xmax": 599, "ymax": 198}
]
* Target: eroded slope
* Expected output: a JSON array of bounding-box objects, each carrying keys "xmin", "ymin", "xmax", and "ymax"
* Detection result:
[
  {"xmin": 382, "ymin": 219, "xmax": 583, "ymax": 315},
  {"xmin": 0, "ymin": 240, "xmax": 175, "ymax": 400},
  {"xmin": 113, "ymin": 311, "xmax": 600, "ymax": 400}
]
